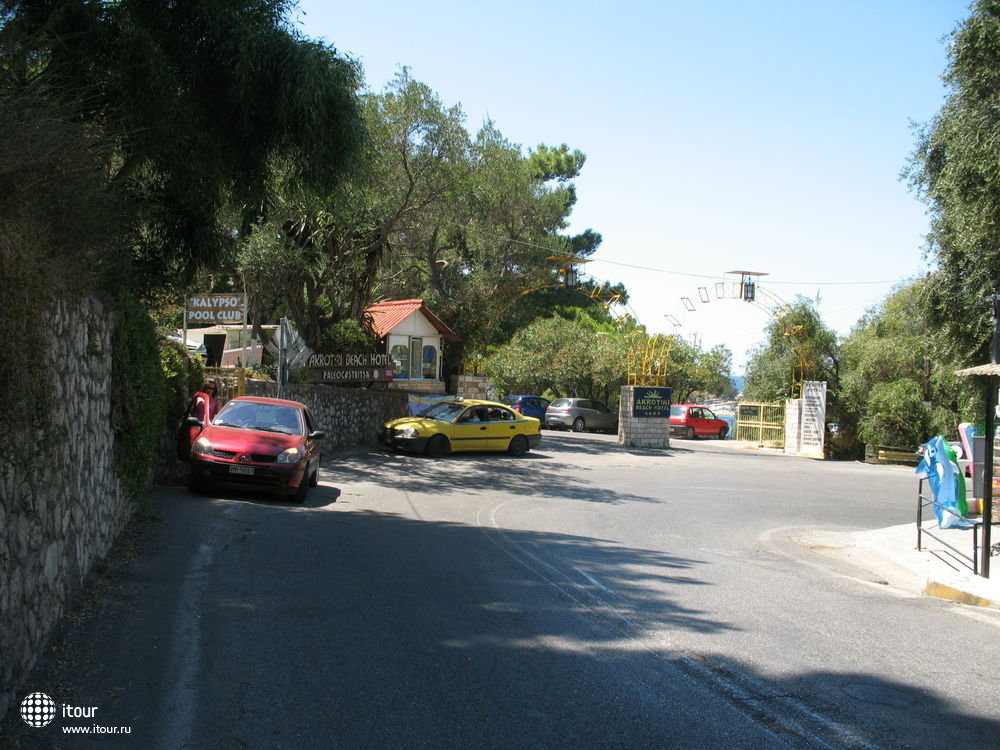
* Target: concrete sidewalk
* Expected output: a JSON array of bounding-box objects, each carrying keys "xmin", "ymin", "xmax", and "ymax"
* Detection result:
[
  {"xmin": 797, "ymin": 522, "xmax": 1000, "ymax": 609},
  {"xmin": 719, "ymin": 440, "xmax": 999, "ymax": 609}
]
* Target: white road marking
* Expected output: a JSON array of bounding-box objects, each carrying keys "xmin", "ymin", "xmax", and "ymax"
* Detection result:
[{"xmin": 477, "ymin": 501, "xmax": 883, "ymax": 750}]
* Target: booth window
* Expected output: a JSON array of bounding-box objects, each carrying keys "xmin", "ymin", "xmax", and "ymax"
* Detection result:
[
  {"xmin": 422, "ymin": 345, "xmax": 437, "ymax": 379},
  {"xmin": 390, "ymin": 344, "xmax": 409, "ymax": 380}
]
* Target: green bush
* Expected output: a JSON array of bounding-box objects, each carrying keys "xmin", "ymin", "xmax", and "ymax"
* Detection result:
[
  {"xmin": 159, "ymin": 340, "xmax": 207, "ymax": 418},
  {"xmin": 319, "ymin": 318, "xmax": 378, "ymax": 354},
  {"xmin": 110, "ymin": 293, "xmax": 166, "ymax": 501},
  {"xmin": 857, "ymin": 380, "xmax": 928, "ymax": 450}
]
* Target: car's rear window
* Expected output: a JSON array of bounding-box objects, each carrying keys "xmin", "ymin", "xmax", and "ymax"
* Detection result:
[
  {"xmin": 550, "ymin": 399, "xmax": 570, "ymax": 408},
  {"xmin": 502, "ymin": 397, "xmax": 519, "ymax": 405},
  {"xmin": 670, "ymin": 406, "xmax": 683, "ymax": 417}
]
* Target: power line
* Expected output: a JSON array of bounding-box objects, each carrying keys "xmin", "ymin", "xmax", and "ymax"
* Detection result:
[
  {"xmin": 588, "ymin": 258, "xmax": 917, "ymax": 287},
  {"xmin": 442, "ymin": 221, "xmax": 918, "ymax": 288}
]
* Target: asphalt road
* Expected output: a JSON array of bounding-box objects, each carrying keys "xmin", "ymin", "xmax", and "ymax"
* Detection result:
[{"xmin": 5, "ymin": 431, "xmax": 1000, "ymax": 749}]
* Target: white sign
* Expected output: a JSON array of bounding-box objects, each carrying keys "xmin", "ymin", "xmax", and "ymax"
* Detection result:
[
  {"xmin": 800, "ymin": 381, "xmax": 827, "ymax": 457},
  {"xmin": 186, "ymin": 294, "xmax": 246, "ymax": 324}
]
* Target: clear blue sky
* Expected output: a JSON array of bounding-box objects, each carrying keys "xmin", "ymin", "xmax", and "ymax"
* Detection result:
[{"xmin": 295, "ymin": 0, "xmax": 971, "ymax": 373}]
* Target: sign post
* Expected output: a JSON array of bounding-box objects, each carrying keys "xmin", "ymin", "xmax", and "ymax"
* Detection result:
[{"xmin": 277, "ymin": 317, "xmax": 288, "ymax": 399}]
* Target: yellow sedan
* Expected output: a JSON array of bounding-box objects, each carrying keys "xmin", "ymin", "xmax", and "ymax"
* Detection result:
[{"xmin": 380, "ymin": 399, "xmax": 542, "ymax": 457}]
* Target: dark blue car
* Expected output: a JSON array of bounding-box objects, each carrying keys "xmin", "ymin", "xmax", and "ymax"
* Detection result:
[{"xmin": 502, "ymin": 395, "xmax": 551, "ymax": 426}]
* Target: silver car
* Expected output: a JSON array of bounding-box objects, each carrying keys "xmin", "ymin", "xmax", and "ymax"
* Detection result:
[{"xmin": 545, "ymin": 398, "xmax": 619, "ymax": 433}]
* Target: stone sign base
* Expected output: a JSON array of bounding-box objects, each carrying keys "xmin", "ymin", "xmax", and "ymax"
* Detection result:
[{"xmin": 618, "ymin": 385, "xmax": 671, "ymax": 449}]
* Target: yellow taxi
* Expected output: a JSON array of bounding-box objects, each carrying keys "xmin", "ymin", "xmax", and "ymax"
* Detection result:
[{"xmin": 380, "ymin": 398, "xmax": 542, "ymax": 457}]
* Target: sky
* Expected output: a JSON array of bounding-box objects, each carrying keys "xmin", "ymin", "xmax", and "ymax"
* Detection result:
[{"xmin": 294, "ymin": 0, "xmax": 972, "ymax": 373}]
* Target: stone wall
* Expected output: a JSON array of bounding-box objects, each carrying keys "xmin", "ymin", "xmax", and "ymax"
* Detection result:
[
  {"xmin": 450, "ymin": 374, "xmax": 495, "ymax": 400},
  {"xmin": 0, "ymin": 297, "xmax": 131, "ymax": 722},
  {"xmin": 387, "ymin": 379, "xmax": 447, "ymax": 395},
  {"xmin": 245, "ymin": 382, "xmax": 409, "ymax": 449},
  {"xmin": 784, "ymin": 398, "xmax": 801, "ymax": 455}
]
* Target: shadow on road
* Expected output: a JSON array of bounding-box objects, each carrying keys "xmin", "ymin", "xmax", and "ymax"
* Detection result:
[
  {"xmin": 322, "ymin": 445, "xmax": 670, "ymax": 504},
  {"xmin": 4, "ymin": 485, "xmax": 997, "ymax": 749}
]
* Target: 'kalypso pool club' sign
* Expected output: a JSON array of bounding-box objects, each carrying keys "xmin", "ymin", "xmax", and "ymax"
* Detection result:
[
  {"xmin": 632, "ymin": 387, "xmax": 672, "ymax": 418},
  {"xmin": 186, "ymin": 294, "xmax": 246, "ymax": 324}
]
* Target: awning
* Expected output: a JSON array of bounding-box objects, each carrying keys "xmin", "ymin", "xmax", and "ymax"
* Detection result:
[{"xmin": 955, "ymin": 363, "xmax": 1000, "ymax": 377}]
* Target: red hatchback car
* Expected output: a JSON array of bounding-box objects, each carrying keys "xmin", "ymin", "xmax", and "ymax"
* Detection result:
[
  {"xmin": 187, "ymin": 396, "xmax": 325, "ymax": 502},
  {"xmin": 670, "ymin": 404, "xmax": 729, "ymax": 439}
]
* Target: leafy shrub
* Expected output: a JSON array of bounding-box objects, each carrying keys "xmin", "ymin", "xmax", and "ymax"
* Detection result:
[
  {"xmin": 110, "ymin": 293, "xmax": 166, "ymax": 501},
  {"xmin": 319, "ymin": 318, "xmax": 378, "ymax": 354},
  {"xmin": 857, "ymin": 380, "xmax": 928, "ymax": 450},
  {"xmin": 159, "ymin": 339, "xmax": 206, "ymax": 419}
]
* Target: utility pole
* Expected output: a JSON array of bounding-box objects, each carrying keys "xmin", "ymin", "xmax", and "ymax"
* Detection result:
[{"xmin": 982, "ymin": 290, "xmax": 999, "ymax": 578}]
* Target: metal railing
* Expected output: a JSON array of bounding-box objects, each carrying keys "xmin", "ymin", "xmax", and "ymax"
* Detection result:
[
  {"xmin": 735, "ymin": 402, "xmax": 785, "ymax": 448},
  {"xmin": 916, "ymin": 477, "xmax": 984, "ymax": 576}
]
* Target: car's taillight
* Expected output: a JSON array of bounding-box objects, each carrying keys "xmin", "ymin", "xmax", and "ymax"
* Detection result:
[{"xmin": 513, "ymin": 405, "xmax": 522, "ymax": 412}]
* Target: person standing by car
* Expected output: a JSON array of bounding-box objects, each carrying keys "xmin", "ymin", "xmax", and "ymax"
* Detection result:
[
  {"xmin": 178, "ymin": 380, "xmax": 220, "ymax": 460},
  {"xmin": 192, "ymin": 379, "xmax": 220, "ymax": 425}
]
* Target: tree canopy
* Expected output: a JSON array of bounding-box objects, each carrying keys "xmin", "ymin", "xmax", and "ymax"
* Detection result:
[
  {"xmin": 840, "ymin": 280, "xmax": 979, "ymax": 450},
  {"xmin": 905, "ymin": 0, "xmax": 1000, "ymax": 364},
  {"xmin": 486, "ymin": 314, "xmax": 734, "ymax": 405},
  {"xmin": 240, "ymin": 69, "xmax": 612, "ymax": 361},
  {"xmin": 484, "ymin": 316, "xmax": 628, "ymax": 404},
  {"xmin": 1, "ymin": 0, "xmax": 364, "ymax": 287},
  {"xmin": 742, "ymin": 298, "xmax": 840, "ymax": 403}
]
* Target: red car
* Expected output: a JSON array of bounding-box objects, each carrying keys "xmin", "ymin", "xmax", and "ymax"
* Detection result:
[
  {"xmin": 670, "ymin": 404, "xmax": 729, "ymax": 439},
  {"xmin": 187, "ymin": 396, "xmax": 325, "ymax": 502}
]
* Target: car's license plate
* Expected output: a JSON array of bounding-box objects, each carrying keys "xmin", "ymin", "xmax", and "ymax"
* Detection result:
[{"xmin": 229, "ymin": 465, "xmax": 255, "ymax": 476}]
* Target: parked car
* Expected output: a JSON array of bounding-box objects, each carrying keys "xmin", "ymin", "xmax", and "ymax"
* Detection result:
[
  {"xmin": 381, "ymin": 398, "xmax": 541, "ymax": 457},
  {"xmin": 670, "ymin": 404, "xmax": 728, "ymax": 439},
  {"xmin": 187, "ymin": 396, "xmax": 325, "ymax": 502},
  {"xmin": 502, "ymin": 395, "xmax": 551, "ymax": 426},
  {"xmin": 545, "ymin": 398, "xmax": 619, "ymax": 433}
]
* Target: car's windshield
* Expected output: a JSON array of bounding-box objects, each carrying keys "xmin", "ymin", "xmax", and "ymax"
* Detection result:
[
  {"xmin": 215, "ymin": 402, "xmax": 302, "ymax": 434},
  {"xmin": 416, "ymin": 402, "xmax": 467, "ymax": 421}
]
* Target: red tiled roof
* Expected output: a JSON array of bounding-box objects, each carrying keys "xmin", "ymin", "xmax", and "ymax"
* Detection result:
[{"xmin": 365, "ymin": 299, "xmax": 460, "ymax": 341}]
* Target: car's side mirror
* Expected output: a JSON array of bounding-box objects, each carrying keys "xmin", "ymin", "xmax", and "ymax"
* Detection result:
[
  {"xmin": 184, "ymin": 416, "xmax": 203, "ymax": 427},
  {"xmin": 309, "ymin": 430, "xmax": 326, "ymax": 440}
]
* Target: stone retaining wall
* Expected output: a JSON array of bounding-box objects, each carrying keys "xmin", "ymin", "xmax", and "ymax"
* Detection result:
[
  {"xmin": 0, "ymin": 297, "xmax": 131, "ymax": 722},
  {"xmin": 245, "ymin": 382, "xmax": 409, "ymax": 449}
]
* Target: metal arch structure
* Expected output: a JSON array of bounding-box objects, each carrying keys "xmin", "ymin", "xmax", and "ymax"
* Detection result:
[
  {"xmin": 647, "ymin": 271, "xmax": 815, "ymax": 395},
  {"xmin": 481, "ymin": 255, "xmax": 630, "ymax": 322},
  {"xmin": 626, "ymin": 331, "xmax": 675, "ymax": 387},
  {"xmin": 544, "ymin": 256, "xmax": 632, "ymax": 322},
  {"xmin": 673, "ymin": 275, "xmax": 791, "ymax": 326}
]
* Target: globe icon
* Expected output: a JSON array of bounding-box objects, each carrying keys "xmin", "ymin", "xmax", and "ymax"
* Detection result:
[{"xmin": 20, "ymin": 692, "xmax": 57, "ymax": 728}]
